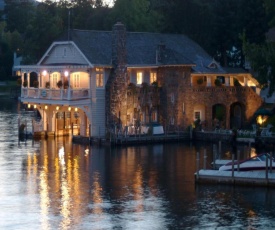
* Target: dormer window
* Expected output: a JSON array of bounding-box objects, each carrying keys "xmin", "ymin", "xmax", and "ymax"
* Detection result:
[{"xmin": 208, "ymin": 60, "xmax": 218, "ymax": 69}]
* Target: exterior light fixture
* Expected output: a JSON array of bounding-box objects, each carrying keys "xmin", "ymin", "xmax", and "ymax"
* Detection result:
[
  {"xmin": 56, "ymin": 106, "xmax": 59, "ymax": 111},
  {"xmin": 34, "ymin": 104, "xmax": 37, "ymax": 109},
  {"xmin": 75, "ymin": 108, "xmax": 78, "ymax": 112},
  {"xmin": 64, "ymin": 71, "xmax": 69, "ymax": 77},
  {"xmin": 45, "ymin": 105, "xmax": 48, "ymax": 110},
  {"xmin": 28, "ymin": 104, "xmax": 31, "ymax": 108},
  {"xmin": 42, "ymin": 70, "xmax": 47, "ymax": 76},
  {"xmin": 68, "ymin": 107, "xmax": 71, "ymax": 111}
]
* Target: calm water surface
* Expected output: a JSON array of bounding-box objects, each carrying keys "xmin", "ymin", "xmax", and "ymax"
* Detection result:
[{"xmin": 1, "ymin": 98, "xmax": 275, "ymax": 230}]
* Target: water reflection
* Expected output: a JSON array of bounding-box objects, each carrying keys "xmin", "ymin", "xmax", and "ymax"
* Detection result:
[{"xmin": 2, "ymin": 99, "xmax": 275, "ymax": 229}]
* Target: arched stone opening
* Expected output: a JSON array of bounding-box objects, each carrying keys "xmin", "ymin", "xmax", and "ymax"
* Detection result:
[
  {"xmin": 230, "ymin": 102, "xmax": 244, "ymax": 129},
  {"xmin": 212, "ymin": 104, "xmax": 226, "ymax": 129}
]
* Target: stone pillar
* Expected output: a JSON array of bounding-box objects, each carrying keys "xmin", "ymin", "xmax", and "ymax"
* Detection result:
[
  {"xmin": 230, "ymin": 76, "xmax": 234, "ymax": 86},
  {"xmin": 225, "ymin": 77, "xmax": 230, "ymax": 86},
  {"xmin": 27, "ymin": 73, "xmax": 30, "ymax": 88},
  {"xmin": 207, "ymin": 76, "xmax": 211, "ymax": 86},
  {"xmin": 244, "ymin": 76, "xmax": 248, "ymax": 86}
]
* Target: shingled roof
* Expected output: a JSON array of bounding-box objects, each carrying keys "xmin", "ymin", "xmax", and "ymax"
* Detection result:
[{"xmin": 58, "ymin": 28, "xmax": 226, "ymax": 74}]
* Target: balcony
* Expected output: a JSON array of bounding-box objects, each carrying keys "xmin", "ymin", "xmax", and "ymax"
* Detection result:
[{"xmin": 21, "ymin": 87, "xmax": 90, "ymax": 101}]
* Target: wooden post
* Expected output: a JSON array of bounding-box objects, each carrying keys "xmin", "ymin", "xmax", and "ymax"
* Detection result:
[
  {"xmin": 203, "ymin": 149, "xmax": 207, "ymax": 170},
  {"xmin": 270, "ymin": 151, "xmax": 273, "ymax": 173},
  {"xmin": 196, "ymin": 152, "xmax": 200, "ymax": 180},
  {"xmin": 219, "ymin": 141, "xmax": 221, "ymax": 159},
  {"xmin": 231, "ymin": 154, "xmax": 235, "ymax": 178},
  {"xmin": 237, "ymin": 150, "xmax": 240, "ymax": 172},
  {"xmin": 213, "ymin": 144, "xmax": 216, "ymax": 169},
  {"xmin": 248, "ymin": 141, "xmax": 251, "ymax": 158},
  {"xmin": 266, "ymin": 155, "xmax": 268, "ymax": 180}
]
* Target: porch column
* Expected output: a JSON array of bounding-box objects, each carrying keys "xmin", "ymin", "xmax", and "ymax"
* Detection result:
[
  {"xmin": 207, "ymin": 76, "xmax": 211, "ymax": 86},
  {"xmin": 244, "ymin": 76, "xmax": 248, "ymax": 86},
  {"xmin": 68, "ymin": 73, "xmax": 71, "ymax": 100},
  {"xmin": 190, "ymin": 75, "xmax": 193, "ymax": 86},
  {"xmin": 60, "ymin": 71, "xmax": 64, "ymax": 99},
  {"xmin": 225, "ymin": 77, "xmax": 230, "ymax": 86},
  {"xmin": 27, "ymin": 73, "xmax": 30, "ymax": 88},
  {"xmin": 229, "ymin": 76, "xmax": 234, "ymax": 86},
  {"xmin": 38, "ymin": 73, "xmax": 41, "ymax": 88}
]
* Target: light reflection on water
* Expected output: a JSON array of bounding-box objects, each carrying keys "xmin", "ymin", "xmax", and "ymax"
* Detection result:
[{"xmin": 1, "ymin": 99, "xmax": 275, "ymax": 229}]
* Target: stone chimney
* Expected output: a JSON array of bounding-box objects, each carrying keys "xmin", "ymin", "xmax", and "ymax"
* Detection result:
[
  {"xmin": 106, "ymin": 22, "xmax": 128, "ymax": 130},
  {"xmin": 112, "ymin": 22, "xmax": 127, "ymax": 67},
  {"xmin": 156, "ymin": 42, "xmax": 165, "ymax": 64}
]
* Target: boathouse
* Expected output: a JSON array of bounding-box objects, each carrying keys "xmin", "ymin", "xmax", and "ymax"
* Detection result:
[{"xmin": 14, "ymin": 22, "xmax": 263, "ymax": 139}]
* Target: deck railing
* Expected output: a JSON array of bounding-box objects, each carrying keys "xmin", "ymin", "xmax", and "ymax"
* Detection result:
[{"xmin": 21, "ymin": 87, "xmax": 90, "ymax": 100}]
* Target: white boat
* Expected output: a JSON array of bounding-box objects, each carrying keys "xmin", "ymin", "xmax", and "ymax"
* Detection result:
[{"xmin": 219, "ymin": 153, "xmax": 275, "ymax": 171}]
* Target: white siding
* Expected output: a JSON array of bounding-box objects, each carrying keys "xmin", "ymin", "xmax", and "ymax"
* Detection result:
[{"xmin": 42, "ymin": 44, "xmax": 88, "ymax": 65}]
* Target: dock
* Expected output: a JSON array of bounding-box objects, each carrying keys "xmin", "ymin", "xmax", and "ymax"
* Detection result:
[{"xmin": 195, "ymin": 170, "xmax": 275, "ymax": 187}]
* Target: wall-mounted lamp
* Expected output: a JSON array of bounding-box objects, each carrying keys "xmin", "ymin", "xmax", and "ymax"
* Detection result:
[
  {"xmin": 28, "ymin": 104, "xmax": 31, "ymax": 109},
  {"xmin": 68, "ymin": 107, "xmax": 71, "ymax": 111},
  {"xmin": 75, "ymin": 108, "xmax": 78, "ymax": 112},
  {"xmin": 64, "ymin": 71, "xmax": 69, "ymax": 77},
  {"xmin": 56, "ymin": 106, "xmax": 59, "ymax": 111},
  {"xmin": 34, "ymin": 104, "xmax": 37, "ymax": 109},
  {"xmin": 42, "ymin": 70, "xmax": 47, "ymax": 76},
  {"xmin": 45, "ymin": 105, "xmax": 48, "ymax": 110}
]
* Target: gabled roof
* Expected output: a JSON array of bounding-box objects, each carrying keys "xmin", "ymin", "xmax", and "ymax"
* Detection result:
[{"xmin": 56, "ymin": 28, "xmax": 226, "ymax": 74}]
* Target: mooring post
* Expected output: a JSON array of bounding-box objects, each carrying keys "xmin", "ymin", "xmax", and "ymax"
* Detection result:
[
  {"xmin": 213, "ymin": 144, "xmax": 216, "ymax": 169},
  {"xmin": 237, "ymin": 150, "xmax": 240, "ymax": 172},
  {"xmin": 196, "ymin": 152, "xmax": 200, "ymax": 180},
  {"xmin": 248, "ymin": 141, "xmax": 251, "ymax": 158},
  {"xmin": 219, "ymin": 141, "xmax": 221, "ymax": 159},
  {"xmin": 231, "ymin": 154, "xmax": 235, "ymax": 178},
  {"xmin": 266, "ymin": 155, "xmax": 268, "ymax": 180},
  {"xmin": 270, "ymin": 152, "xmax": 273, "ymax": 173},
  {"xmin": 203, "ymin": 149, "xmax": 207, "ymax": 170}
]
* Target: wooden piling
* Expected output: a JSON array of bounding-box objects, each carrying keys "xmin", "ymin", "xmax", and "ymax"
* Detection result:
[
  {"xmin": 237, "ymin": 150, "xmax": 240, "ymax": 172},
  {"xmin": 203, "ymin": 149, "xmax": 207, "ymax": 170},
  {"xmin": 270, "ymin": 152, "xmax": 273, "ymax": 173},
  {"xmin": 266, "ymin": 156, "xmax": 268, "ymax": 180},
  {"xmin": 231, "ymin": 154, "xmax": 235, "ymax": 178},
  {"xmin": 196, "ymin": 152, "xmax": 200, "ymax": 179}
]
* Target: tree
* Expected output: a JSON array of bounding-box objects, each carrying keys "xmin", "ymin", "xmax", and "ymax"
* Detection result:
[
  {"xmin": 109, "ymin": 0, "xmax": 162, "ymax": 32},
  {"xmin": 243, "ymin": 38, "xmax": 275, "ymax": 96}
]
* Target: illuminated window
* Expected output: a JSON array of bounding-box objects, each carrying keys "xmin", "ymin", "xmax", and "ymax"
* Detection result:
[
  {"xmin": 96, "ymin": 68, "xmax": 104, "ymax": 87},
  {"xmin": 137, "ymin": 72, "xmax": 143, "ymax": 85},
  {"xmin": 73, "ymin": 74, "xmax": 80, "ymax": 88},
  {"xmin": 52, "ymin": 73, "xmax": 57, "ymax": 88},
  {"xmin": 152, "ymin": 111, "xmax": 158, "ymax": 122},
  {"xmin": 194, "ymin": 111, "xmax": 201, "ymax": 120},
  {"xmin": 150, "ymin": 72, "xmax": 157, "ymax": 84}
]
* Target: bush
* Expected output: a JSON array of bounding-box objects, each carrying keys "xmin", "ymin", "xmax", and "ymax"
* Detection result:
[{"xmin": 214, "ymin": 78, "xmax": 222, "ymax": 86}]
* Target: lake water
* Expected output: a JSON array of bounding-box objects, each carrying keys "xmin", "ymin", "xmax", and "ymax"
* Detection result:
[{"xmin": 1, "ymin": 98, "xmax": 275, "ymax": 229}]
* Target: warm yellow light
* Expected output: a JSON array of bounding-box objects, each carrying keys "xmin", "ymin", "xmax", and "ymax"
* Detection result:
[
  {"xmin": 42, "ymin": 70, "xmax": 47, "ymax": 76},
  {"xmin": 45, "ymin": 105, "xmax": 48, "ymax": 110},
  {"xmin": 34, "ymin": 104, "xmax": 37, "ymax": 109},
  {"xmin": 56, "ymin": 106, "xmax": 59, "ymax": 110},
  {"xmin": 28, "ymin": 104, "xmax": 31, "ymax": 108},
  {"xmin": 75, "ymin": 108, "xmax": 78, "ymax": 112},
  {"xmin": 68, "ymin": 107, "xmax": 71, "ymax": 111}
]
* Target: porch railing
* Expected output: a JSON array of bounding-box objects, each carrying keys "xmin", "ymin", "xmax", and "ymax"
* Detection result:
[{"xmin": 21, "ymin": 88, "xmax": 90, "ymax": 100}]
